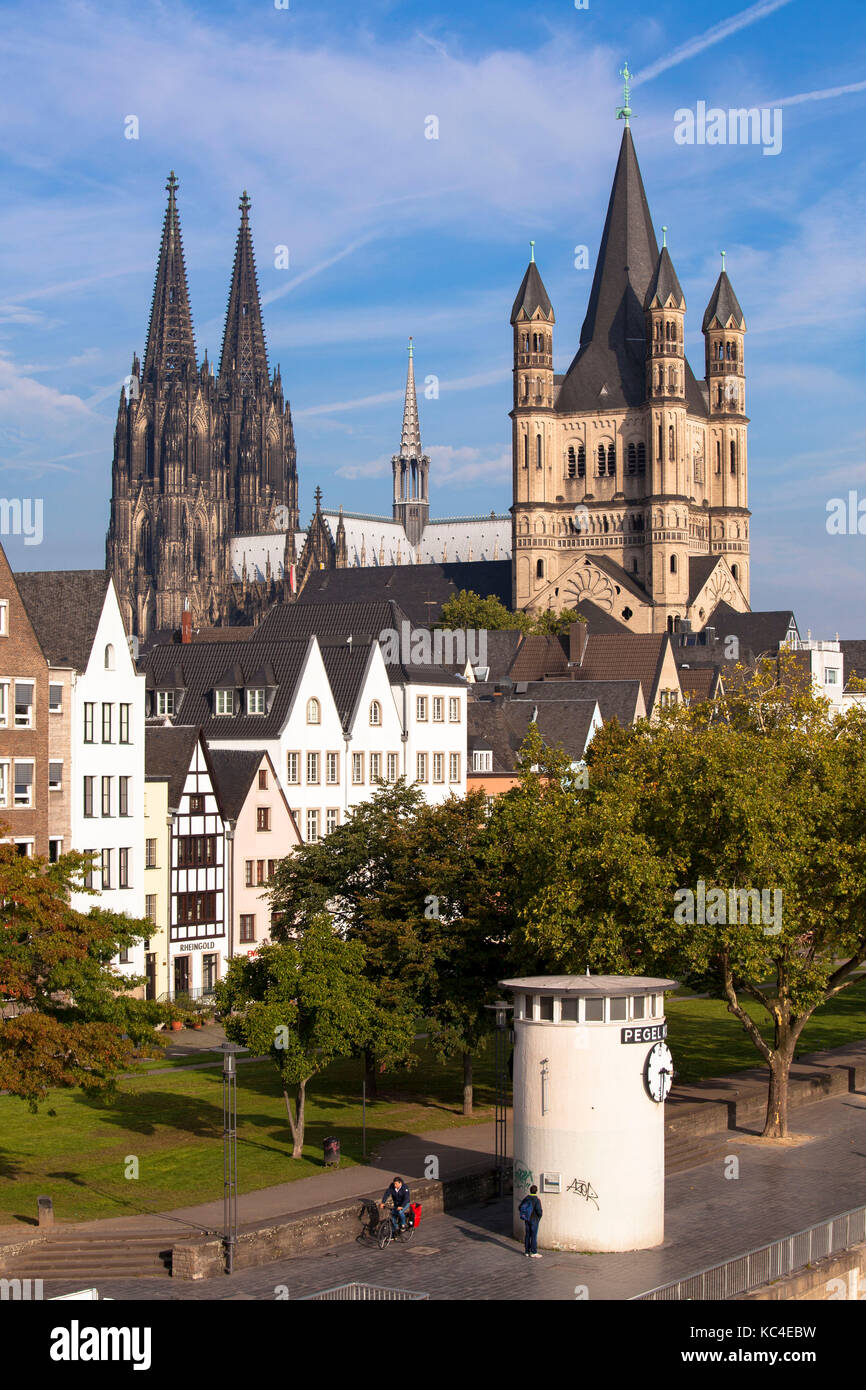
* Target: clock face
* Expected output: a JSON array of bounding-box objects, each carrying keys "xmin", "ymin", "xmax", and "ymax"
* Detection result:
[{"xmin": 644, "ymin": 1042, "xmax": 673, "ymax": 1103}]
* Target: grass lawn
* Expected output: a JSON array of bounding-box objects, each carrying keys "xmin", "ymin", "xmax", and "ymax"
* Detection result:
[
  {"xmin": 0, "ymin": 1042, "xmax": 497, "ymax": 1227},
  {"xmin": 2, "ymin": 982, "xmax": 864, "ymax": 1226},
  {"xmin": 666, "ymin": 976, "xmax": 866, "ymax": 1083}
]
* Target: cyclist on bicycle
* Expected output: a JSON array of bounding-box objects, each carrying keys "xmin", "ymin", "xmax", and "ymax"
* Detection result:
[{"xmin": 381, "ymin": 1176, "xmax": 411, "ymax": 1231}]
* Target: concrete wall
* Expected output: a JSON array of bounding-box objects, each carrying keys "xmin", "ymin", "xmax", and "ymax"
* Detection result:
[{"xmin": 737, "ymin": 1242, "xmax": 866, "ymax": 1301}]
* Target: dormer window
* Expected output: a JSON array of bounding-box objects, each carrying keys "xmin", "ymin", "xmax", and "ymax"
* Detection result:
[
  {"xmin": 246, "ymin": 688, "xmax": 266, "ymax": 715},
  {"xmin": 472, "ymin": 750, "xmax": 493, "ymax": 772},
  {"xmin": 306, "ymin": 697, "xmax": 320, "ymax": 725},
  {"xmin": 215, "ymin": 689, "xmax": 234, "ymax": 716},
  {"xmin": 156, "ymin": 691, "xmax": 175, "ymax": 717}
]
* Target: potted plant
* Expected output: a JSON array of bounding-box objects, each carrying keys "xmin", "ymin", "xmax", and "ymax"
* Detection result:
[{"xmin": 166, "ymin": 1006, "xmax": 183, "ymax": 1032}]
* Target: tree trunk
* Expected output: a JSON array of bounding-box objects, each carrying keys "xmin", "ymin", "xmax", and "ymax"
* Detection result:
[
  {"xmin": 282, "ymin": 1080, "xmax": 307, "ymax": 1158},
  {"xmin": 364, "ymin": 1048, "xmax": 378, "ymax": 1100},
  {"xmin": 762, "ymin": 1047, "xmax": 794, "ymax": 1138},
  {"xmin": 462, "ymin": 1052, "xmax": 473, "ymax": 1117}
]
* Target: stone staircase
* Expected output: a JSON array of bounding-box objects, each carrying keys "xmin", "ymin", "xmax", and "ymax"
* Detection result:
[
  {"xmin": 0, "ymin": 1229, "xmax": 175, "ymax": 1280},
  {"xmin": 665, "ymin": 1130, "xmax": 729, "ymax": 1175}
]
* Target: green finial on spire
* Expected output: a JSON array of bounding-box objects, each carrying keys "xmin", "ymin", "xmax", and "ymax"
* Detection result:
[
  {"xmin": 616, "ymin": 62, "xmax": 632, "ymax": 126},
  {"xmin": 662, "ymin": 225, "xmax": 667, "ymax": 248},
  {"xmin": 721, "ymin": 250, "xmax": 726, "ymax": 271},
  {"xmin": 530, "ymin": 239, "xmax": 535, "ymax": 263},
  {"xmin": 408, "ymin": 336, "xmax": 413, "ymax": 358}
]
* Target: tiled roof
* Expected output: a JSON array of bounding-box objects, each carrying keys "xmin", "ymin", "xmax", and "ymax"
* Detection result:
[
  {"xmin": 506, "ymin": 678, "xmax": 646, "ymax": 727},
  {"xmin": 15, "ymin": 569, "xmax": 110, "ymax": 670},
  {"xmin": 510, "ymin": 259, "xmax": 554, "ymax": 324},
  {"xmin": 575, "ymin": 633, "xmax": 671, "ymax": 706},
  {"xmin": 295, "ymin": 561, "xmax": 513, "ymax": 625},
  {"xmin": 840, "ymin": 640, "xmax": 866, "ymax": 689},
  {"xmin": 141, "ymin": 639, "xmax": 309, "ymax": 739},
  {"xmin": 687, "ymin": 555, "xmax": 724, "ymax": 605},
  {"xmin": 145, "ymin": 724, "xmax": 200, "ymax": 807},
  {"xmin": 253, "ymin": 599, "xmax": 409, "ymax": 645},
  {"xmin": 678, "ymin": 667, "xmax": 722, "ymax": 703},
  {"xmin": 706, "ymin": 602, "xmax": 798, "ymax": 659},
  {"xmin": 208, "ymin": 748, "xmax": 267, "ymax": 823},
  {"xmin": 468, "ymin": 696, "xmax": 598, "ymax": 771},
  {"xmin": 702, "ymin": 270, "xmax": 746, "ymax": 332},
  {"xmin": 508, "ymin": 633, "xmax": 569, "ymax": 682}
]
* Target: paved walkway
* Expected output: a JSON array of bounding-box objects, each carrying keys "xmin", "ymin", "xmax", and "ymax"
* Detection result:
[{"xmin": 30, "ymin": 1088, "xmax": 866, "ymax": 1300}]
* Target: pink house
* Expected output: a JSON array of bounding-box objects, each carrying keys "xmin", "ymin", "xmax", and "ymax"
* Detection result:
[{"xmin": 209, "ymin": 749, "xmax": 300, "ymax": 959}]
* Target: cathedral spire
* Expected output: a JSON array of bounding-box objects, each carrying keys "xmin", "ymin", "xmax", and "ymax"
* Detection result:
[
  {"xmin": 143, "ymin": 172, "xmax": 197, "ymax": 383},
  {"xmin": 218, "ymin": 190, "xmax": 269, "ymax": 389},
  {"xmin": 398, "ymin": 337, "xmax": 423, "ymax": 458}
]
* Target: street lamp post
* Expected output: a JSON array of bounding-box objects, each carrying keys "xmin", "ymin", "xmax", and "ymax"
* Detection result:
[
  {"xmin": 485, "ymin": 1000, "xmax": 513, "ymax": 1198},
  {"xmin": 221, "ymin": 1042, "xmax": 246, "ymax": 1275}
]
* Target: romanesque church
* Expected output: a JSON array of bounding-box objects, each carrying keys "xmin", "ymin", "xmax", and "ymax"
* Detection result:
[{"xmin": 511, "ymin": 114, "xmax": 751, "ymax": 633}]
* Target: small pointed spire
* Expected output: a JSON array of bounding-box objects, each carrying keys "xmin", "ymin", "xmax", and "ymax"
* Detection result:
[
  {"xmin": 398, "ymin": 338, "xmax": 423, "ymax": 459},
  {"xmin": 142, "ymin": 171, "xmax": 197, "ymax": 382},
  {"xmin": 314, "ymin": 485, "xmax": 323, "ymax": 512},
  {"xmin": 616, "ymin": 61, "xmax": 632, "ymax": 127}
]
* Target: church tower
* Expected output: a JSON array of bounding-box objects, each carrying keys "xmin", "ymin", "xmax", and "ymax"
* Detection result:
[
  {"xmin": 392, "ymin": 338, "xmax": 430, "ymax": 548},
  {"xmin": 510, "ymin": 65, "xmax": 751, "ymax": 633},
  {"xmin": 106, "ymin": 177, "xmax": 299, "ymax": 637}
]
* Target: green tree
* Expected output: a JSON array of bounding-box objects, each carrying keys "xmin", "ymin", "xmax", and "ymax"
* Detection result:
[
  {"xmin": 438, "ymin": 590, "xmax": 530, "ymax": 632},
  {"xmin": 0, "ymin": 843, "xmax": 161, "ymax": 1104},
  {"xmin": 216, "ymin": 914, "xmax": 409, "ymax": 1157},
  {"xmin": 486, "ymin": 659, "xmax": 866, "ymax": 1137}
]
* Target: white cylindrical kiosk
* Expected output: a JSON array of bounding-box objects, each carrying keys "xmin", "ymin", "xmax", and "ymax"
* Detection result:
[{"xmin": 502, "ymin": 974, "xmax": 677, "ymax": 1253}]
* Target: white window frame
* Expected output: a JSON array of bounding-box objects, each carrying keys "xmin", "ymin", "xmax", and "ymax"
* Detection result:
[
  {"xmin": 370, "ymin": 752, "xmax": 382, "ymax": 783},
  {"xmin": 326, "ymin": 751, "xmax": 339, "ymax": 785},
  {"xmin": 369, "ymin": 700, "xmax": 381, "ymax": 726},
  {"xmin": 432, "ymin": 752, "xmax": 444, "ymax": 783},
  {"xmin": 215, "ymin": 688, "xmax": 234, "ymax": 715},
  {"xmin": 306, "ymin": 808, "xmax": 320, "ymax": 844},
  {"xmin": 433, "ymin": 696, "xmax": 444, "ymax": 722},
  {"xmin": 0, "ymin": 759, "xmax": 8, "ymax": 807},
  {"xmin": 286, "ymin": 751, "xmax": 300, "ymax": 785},
  {"xmin": 352, "ymin": 751, "xmax": 364, "ymax": 785},
  {"xmin": 326, "ymin": 808, "xmax": 339, "ymax": 834},
  {"xmin": 449, "ymin": 752, "xmax": 461, "ymax": 783},
  {"xmin": 14, "ymin": 681, "xmax": 34, "ymax": 729},
  {"xmin": 49, "ymin": 683, "xmax": 63, "ymax": 714},
  {"xmin": 306, "ymin": 751, "xmax": 320, "ymax": 785},
  {"xmin": 386, "ymin": 752, "xmax": 399, "ymax": 784},
  {"xmin": 156, "ymin": 691, "xmax": 174, "ymax": 718},
  {"xmin": 0, "ymin": 681, "xmax": 8, "ymax": 728},
  {"xmin": 306, "ymin": 697, "xmax": 320, "ymax": 725},
  {"xmin": 416, "ymin": 696, "xmax": 428, "ymax": 722},
  {"xmin": 0, "ymin": 601, "xmax": 7, "ymax": 636},
  {"xmin": 246, "ymin": 688, "xmax": 266, "ymax": 715},
  {"xmin": 449, "ymin": 697, "xmax": 461, "ymax": 723},
  {"xmin": 49, "ymin": 760, "xmax": 63, "ymax": 792},
  {"xmin": 416, "ymin": 752, "xmax": 427, "ymax": 783}
]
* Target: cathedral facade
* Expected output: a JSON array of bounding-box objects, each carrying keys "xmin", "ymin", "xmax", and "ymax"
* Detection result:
[
  {"xmin": 511, "ymin": 115, "xmax": 751, "ymax": 634},
  {"xmin": 106, "ymin": 176, "xmax": 299, "ymax": 637}
]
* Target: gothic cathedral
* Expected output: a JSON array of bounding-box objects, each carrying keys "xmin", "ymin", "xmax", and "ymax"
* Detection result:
[
  {"xmin": 511, "ymin": 108, "xmax": 751, "ymax": 633},
  {"xmin": 106, "ymin": 175, "xmax": 299, "ymax": 637}
]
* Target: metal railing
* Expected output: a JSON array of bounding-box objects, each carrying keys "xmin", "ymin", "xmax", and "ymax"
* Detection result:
[
  {"xmin": 156, "ymin": 986, "xmax": 217, "ymax": 1005},
  {"xmin": 633, "ymin": 1203, "xmax": 866, "ymax": 1300},
  {"xmin": 300, "ymin": 1282, "xmax": 429, "ymax": 1301}
]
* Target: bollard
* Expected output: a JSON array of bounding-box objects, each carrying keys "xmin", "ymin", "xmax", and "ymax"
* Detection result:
[{"xmin": 37, "ymin": 1196, "xmax": 54, "ymax": 1230}]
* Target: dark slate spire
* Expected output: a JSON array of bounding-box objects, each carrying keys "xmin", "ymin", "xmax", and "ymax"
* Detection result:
[
  {"xmin": 510, "ymin": 242, "xmax": 554, "ymax": 324},
  {"xmin": 143, "ymin": 172, "xmax": 197, "ymax": 382},
  {"xmin": 219, "ymin": 191, "xmax": 270, "ymax": 389},
  {"xmin": 644, "ymin": 243, "xmax": 686, "ymax": 311},
  {"xmin": 398, "ymin": 337, "xmax": 423, "ymax": 458},
  {"xmin": 557, "ymin": 127, "xmax": 659, "ymax": 411},
  {"xmin": 702, "ymin": 262, "xmax": 746, "ymax": 331}
]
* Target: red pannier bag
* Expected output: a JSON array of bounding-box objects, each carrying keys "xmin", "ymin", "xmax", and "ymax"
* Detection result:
[{"xmin": 410, "ymin": 1202, "xmax": 422, "ymax": 1227}]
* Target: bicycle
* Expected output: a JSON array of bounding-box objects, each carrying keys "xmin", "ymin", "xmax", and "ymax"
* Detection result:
[{"xmin": 375, "ymin": 1200, "xmax": 417, "ymax": 1249}]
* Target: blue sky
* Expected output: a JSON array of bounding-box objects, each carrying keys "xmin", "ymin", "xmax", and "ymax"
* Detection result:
[{"xmin": 0, "ymin": 0, "xmax": 864, "ymax": 632}]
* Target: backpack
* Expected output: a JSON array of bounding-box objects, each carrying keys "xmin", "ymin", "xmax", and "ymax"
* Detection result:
[{"xmin": 518, "ymin": 1195, "xmax": 534, "ymax": 1221}]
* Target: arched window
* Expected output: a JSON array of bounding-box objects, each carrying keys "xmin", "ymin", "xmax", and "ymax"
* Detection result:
[
  {"xmin": 627, "ymin": 442, "xmax": 637, "ymax": 474},
  {"xmin": 522, "ymin": 375, "xmax": 529, "ymax": 401},
  {"xmin": 523, "ymin": 434, "xmax": 529, "ymax": 469},
  {"xmin": 577, "ymin": 445, "xmax": 586, "ymax": 479},
  {"xmin": 717, "ymin": 342, "xmax": 724, "ymax": 361},
  {"xmin": 603, "ymin": 516, "xmax": 609, "ymax": 534},
  {"xmin": 306, "ymin": 698, "xmax": 320, "ymax": 725},
  {"xmin": 730, "ymin": 439, "xmax": 737, "ymax": 474},
  {"xmin": 637, "ymin": 442, "xmax": 646, "ymax": 475},
  {"xmin": 536, "ymin": 558, "xmax": 544, "ymax": 580},
  {"xmin": 668, "ymin": 367, "xmax": 676, "ymax": 391},
  {"xmin": 369, "ymin": 700, "xmax": 381, "ymax": 726},
  {"xmin": 725, "ymin": 341, "xmax": 732, "ymax": 360},
  {"xmin": 607, "ymin": 443, "xmax": 616, "ymax": 475},
  {"xmin": 536, "ymin": 434, "xmax": 543, "ymax": 469},
  {"xmin": 668, "ymin": 425, "xmax": 675, "ymax": 461},
  {"xmin": 731, "ymin": 341, "xmax": 738, "ymax": 363},
  {"xmin": 732, "ymin": 563, "xmax": 740, "ymax": 581},
  {"xmin": 104, "ymin": 644, "xmax": 115, "ymax": 670},
  {"xmin": 567, "ymin": 446, "xmax": 576, "ymax": 479},
  {"xmin": 522, "ymin": 333, "xmax": 529, "ymax": 352},
  {"xmin": 658, "ymin": 424, "xmax": 663, "ymax": 461},
  {"xmin": 670, "ymin": 554, "xmax": 677, "ymax": 574},
  {"xmin": 716, "ymin": 440, "xmax": 722, "ymax": 474}
]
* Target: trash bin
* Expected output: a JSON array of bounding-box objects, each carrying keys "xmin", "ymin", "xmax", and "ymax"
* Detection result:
[{"xmin": 323, "ymin": 1136, "xmax": 340, "ymax": 1166}]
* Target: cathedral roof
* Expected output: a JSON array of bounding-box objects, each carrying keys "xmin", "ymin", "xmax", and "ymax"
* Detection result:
[
  {"xmin": 219, "ymin": 192, "xmax": 270, "ymax": 388},
  {"xmin": 556, "ymin": 127, "xmax": 658, "ymax": 413},
  {"xmin": 644, "ymin": 245, "xmax": 686, "ymax": 310},
  {"xmin": 702, "ymin": 269, "xmax": 746, "ymax": 332},
  {"xmin": 143, "ymin": 173, "xmax": 197, "ymax": 382},
  {"xmin": 510, "ymin": 257, "xmax": 554, "ymax": 325}
]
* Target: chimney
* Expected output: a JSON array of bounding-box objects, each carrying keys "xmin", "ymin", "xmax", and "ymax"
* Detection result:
[
  {"xmin": 569, "ymin": 619, "xmax": 588, "ymax": 666},
  {"xmin": 181, "ymin": 598, "xmax": 192, "ymax": 645}
]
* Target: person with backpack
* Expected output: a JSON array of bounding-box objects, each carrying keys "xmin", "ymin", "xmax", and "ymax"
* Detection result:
[{"xmin": 518, "ymin": 1185, "xmax": 543, "ymax": 1257}]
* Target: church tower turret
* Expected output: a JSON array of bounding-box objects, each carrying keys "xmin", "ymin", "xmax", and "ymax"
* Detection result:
[
  {"xmin": 704, "ymin": 254, "xmax": 749, "ymax": 598},
  {"xmin": 644, "ymin": 231, "xmax": 689, "ymax": 623},
  {"xmin": 392, "ymin": 338, "xmax": 430, "ymax": 548},
  {"xmin": 510, "ymin": 243, "xmax": 555, "ymax": 608}
]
